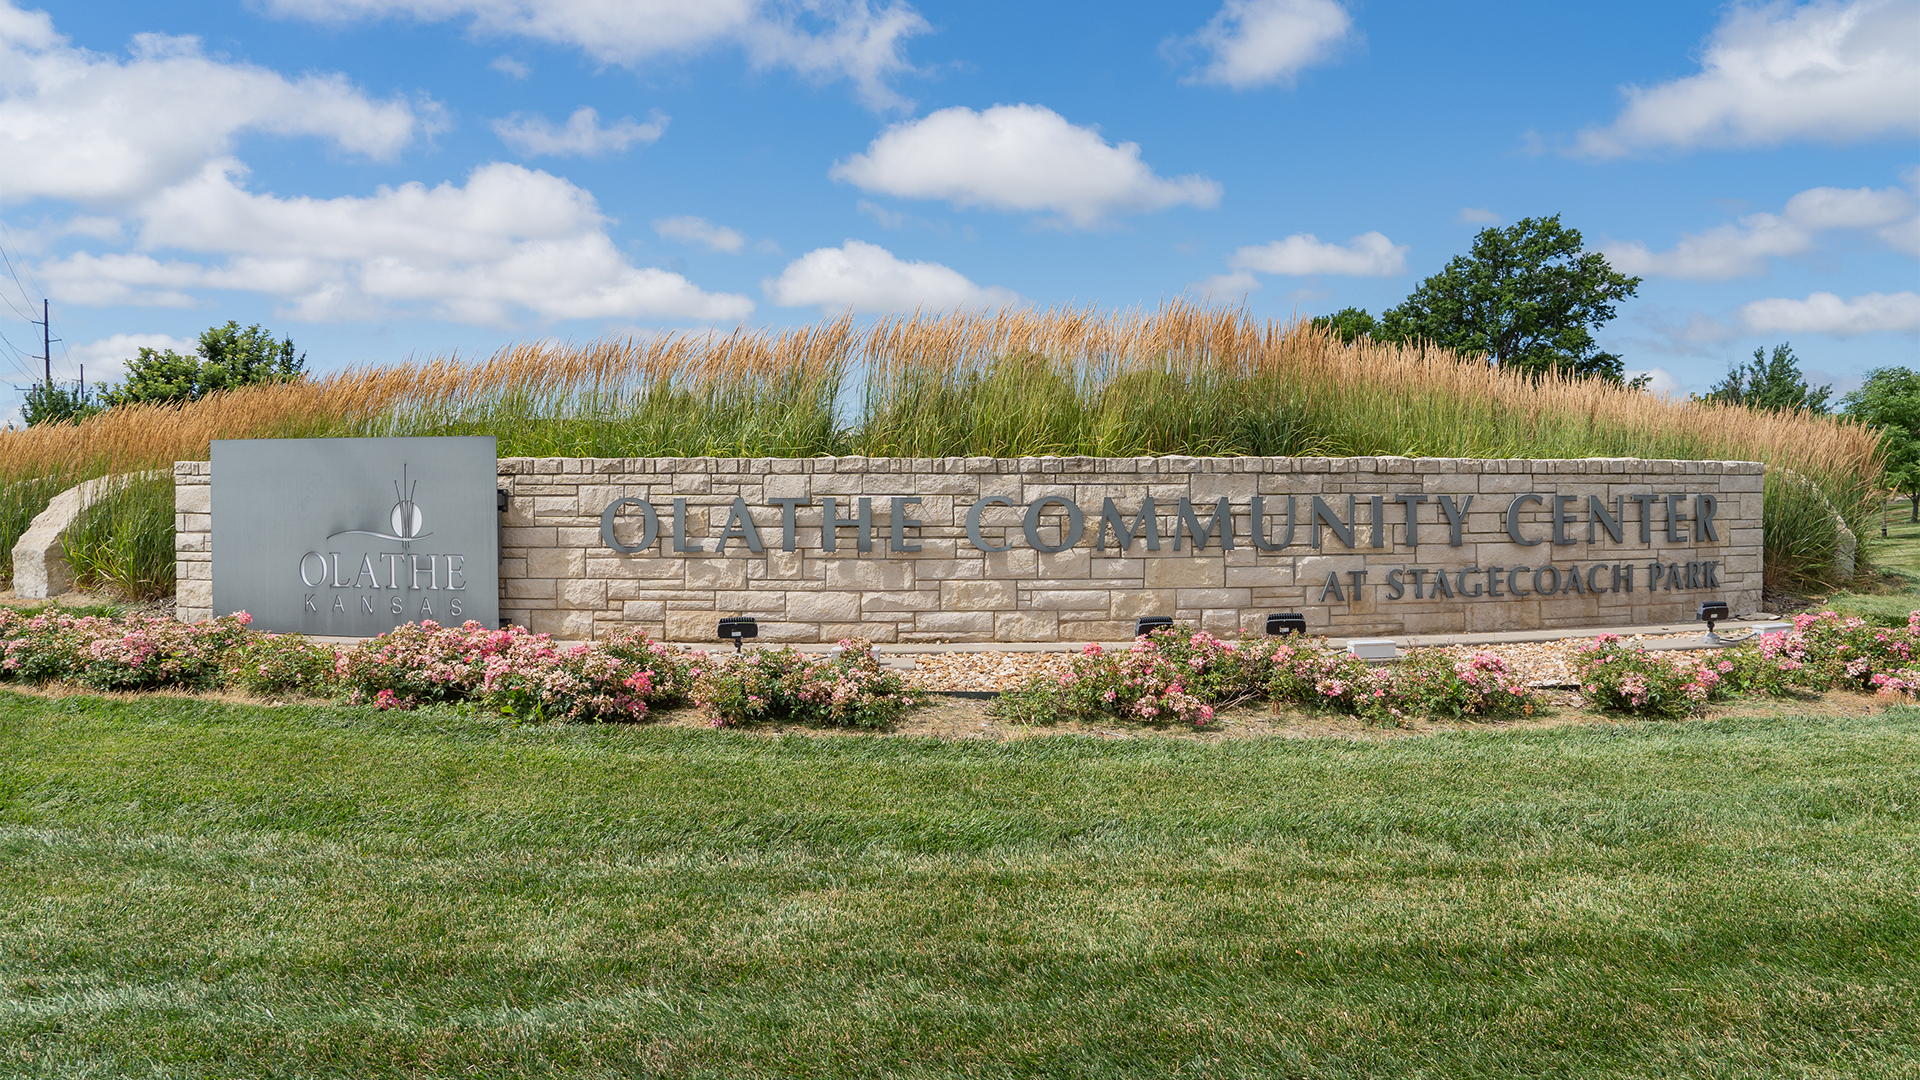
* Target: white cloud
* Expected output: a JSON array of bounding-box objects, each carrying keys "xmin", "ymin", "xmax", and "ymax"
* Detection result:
[
  {"xmin": 66, "ymin": 332, "xmax": 198, "ymax": 384},
  {"xmin": 1604, "ymin": 183, "xmax": 1915, "ymax": 279},
  {"xmin": 830, "ymin": 104, "xmax": 1221, "ymax": 228},
  {"xmin": 1227, "ymin": 231, "xmax": 1407, "ymax": 277},
  {"xmin": 1575, "ymin": 0, "xmax": 1920, "ymax": 157},
  {"xmin": 490, "ymin": 54, "xmax": 530, "ymax": 78},
  {"xmin": 856, "ymin": 199, "xmax": 905, "ymax": 228},
  {"xmin": 1625, "ymin": 367, "xmax": 1686, "ymax": 398},
  {"xmin": 44, "ymin": 161, "xmax": 754, "ymax": 325},
  {"xmin": 258, "ymin": 0, "xmax": 930, "ymax": 111},
  {"xmin": 1174, "ymin": 0, "xmax": 1354, "ymax": 89},
  {"xmin": 764, "ymin": 239, "xmax": 1017, "ymax": 313},
  {"xmin": 1741, "ymin": 290, "xmax": 1920, "ymax": 335},
  {"xmin": 493, "ymin": 107, "xmax": 667, "ymax": 157},
  {"xmin": 653, "ymin": 215, "xmax": 746, "ymax": 253},
  {"xmin": 1457, "ymin": 207, "xmax": 1500, "ymax": 225},
  {"xmin": 0, "ymin": 1, "xmax": 435, "ymax": 206}
]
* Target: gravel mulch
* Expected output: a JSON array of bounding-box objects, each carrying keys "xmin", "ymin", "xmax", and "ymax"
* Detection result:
[{"xmin": 901, "ymin": 632, "xmax": 1719, "ymax": 693}]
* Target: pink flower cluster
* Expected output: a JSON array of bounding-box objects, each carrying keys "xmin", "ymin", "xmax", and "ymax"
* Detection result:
[
  {"xmin": 694, "ymin": 639, "xmax": 922, "ymax": 729},
  {"xmin": 334, "ymin": 619, "xmax": 694, "ymax": 722},
  {"xmin": 0, "ymin": 607, "xmax": 251, "ymax": 691}
]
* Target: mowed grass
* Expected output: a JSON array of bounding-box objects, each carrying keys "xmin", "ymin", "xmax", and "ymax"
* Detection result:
[{"xmin": 5, "ymin": 694, "xmax": 1920, "ymax": 1077}]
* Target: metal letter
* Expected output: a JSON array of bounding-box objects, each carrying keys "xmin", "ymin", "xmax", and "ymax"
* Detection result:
[
  {"xmin": 1534, "ymin": 566, "xmax": 1559, "ymax": 594},
  {"xmin": 1318, "ymin": 572, "xmax": 1344, "ymax": 602},
  {"xmin": 715, "ymin": 496, "xmax": 765, "ymax": 554},
  {"xmin": 1505, "ymin": 494, "xmax": 1544, "ymax": 546},
  {"xmin": 1431, "ymin": 568, "xmax": 1455, "ymax": 598},
  {"xmin": 822, "ymin": 496, "xmax": 872, "ymax": 553},
  {"xmin": 1510, "ymin": 566, "xmax": 1531, "ymax": 597},
  {"xmin": 673, "ymin": 498, "xmax": 704, "ymax": 553},
  {"xmin": 1389, "ymin": 493, "xmax": 1428, "ymax": 547},
  {"xmin": 1024, "ymin": 496, "xmax": 1085, "ymax": 554},
  {"xmin": 1409, "ymin": 567, "xmax": 1428, "ymax": 598},
  {"xmin": 769, "ymin": 498, "xmax": 807, "ymax": 552},
  {"xmin": 355, "ymin": 553, "xmax": 380, "ymax": 589},
  {"xmin": 1369, "ymin": 495, "xmax": 1386, "ymax": 549},
  {"xmin": 1588, "ymin": 495, "xmax": 1624, "ymax": 544},
  {"xmin": 1175, "ymin": 497, "xmax": 1232, "ymax": 551},
  {"xmin": 966, "ymin": 496, "xmax": 1015, "ymax": 552},
  {"xmin": 446, "ymin": 555, "xmax": 466, "ymax": 591},
  {"xmin": 1310, "ymin": 495, "xmax": 1355, "ymax": 549},
  {"xmin": 1385, "ymin": 568, "xmax": 1405, "ymax": 600},
  {"xmin": 890, "ymin": 496, "xmax": 922, "ymax": 553},
  {"xmin": 1438, "ymin": 494, "xmax": 1474, "ymax": 546},
  {"xmin": 600, "ymin": 498, "xmax": 659, "ymax": 555},
  {"xmin": 1587, "ymin": 564, "xmax": 1609, "ymax": 593},
  {"xmin": 1097, "ymin": 496, "xmax": 1161, "ymax": 552},
  {"xmin": 1666, "ymin": 493, "xmax": 1690, "ymax": 543},
  {"xmin": 1249, "ymin": 495, "xmax": 1291, "ymax": 551},
  {"xmin": 1630, "ymin": 493, "xmax": 1658, "ymax": 544},
  {"xmin": 299, "ymin": 551, "xmax": 327, "ymax": 588},
  {"xmin": 1487, "ymin": 566, "xmax": 1505, "ymax": 598},
  {"xmin": 1551, "ymin": 495, "xmax": 1579, "ymax": 545},
  {"xmin": 1696, "ymin": 493, "xmax": 1719, "ymax": 543},
  {"xmin": 329, "ymin": 552, "xmax": 350, "ymax": 588}
]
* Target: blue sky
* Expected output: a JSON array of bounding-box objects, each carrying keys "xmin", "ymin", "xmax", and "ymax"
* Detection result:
[{"xmin": 0, "ymin": 0, "xmax": 1914, "ymax": 412}]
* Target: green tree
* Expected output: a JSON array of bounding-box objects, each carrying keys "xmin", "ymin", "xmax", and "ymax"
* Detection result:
[
  {"xmin": 1701, "ymin": 343, "xmax": 1831, "ymax": 414},
  {"xmin": 1310, "ymin": 307, "xmax": 1378, "ymax": 345},
  {"xmin": 98, "ymin": 321, "xmax": 306, "ymax": 407},
  {"xmin": 21, "ymin": 380, "xmax": 101, "ymax": 426},
  {"xmin": 1376, "ymin": 215, "xmax": 1641, "ymax": 381},
  {"xmin": 1841, "ymin": 366, "xmax": 1920, "ymax": 520}
]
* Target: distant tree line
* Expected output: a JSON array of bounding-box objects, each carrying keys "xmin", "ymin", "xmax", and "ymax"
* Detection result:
[{"xmin": 24, "ymin": 321, "xmax": 306, "ymax": 426}]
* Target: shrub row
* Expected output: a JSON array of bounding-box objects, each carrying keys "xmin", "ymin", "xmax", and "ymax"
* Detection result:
[
  {"xmin": 991, "ymin": 627, "xmax": 1537, "ymax": 727},
  {"xmin": 995, "ymin": 614, "xmax": 1920, "ymax": 727},
  {"xmin": 0, "ymin": 609, "xmax": 919, "ymax": 728}
]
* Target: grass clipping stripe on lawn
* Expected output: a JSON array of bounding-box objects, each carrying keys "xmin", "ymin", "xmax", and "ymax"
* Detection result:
[{"xmin": 3, "ymin": 691, "xmax": 1920, "ymax": 1076}]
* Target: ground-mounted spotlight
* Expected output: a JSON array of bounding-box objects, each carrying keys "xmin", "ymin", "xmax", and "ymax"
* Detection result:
[
  {"xmin": 1135, "ymin": 616, "xmax": 1174, "ymax": 638},
  {"xmin": 1266, "ymin": 612, "xmax": 1308, "ymax": 636},
  {"xmin": 718, "ymin": 616, "xmax": 759, "ymax": 653},
  {"xmin": 1698, "ymin": 600, "xmax": 1730, "ymax": 643}
]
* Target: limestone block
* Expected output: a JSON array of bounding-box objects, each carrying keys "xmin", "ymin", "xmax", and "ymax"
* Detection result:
[
  {"xmin": 994, "ymin": 610, "xmax": 1058, "ymax": 641},
  {"xmin": 19, "ymin": 472, "xmax": 158, "ymax": 600},
  {"xmin": 525, "ymin": 548, "xmax": 585, "ymax": 579},
  {"xmin": 788, "ymin": 592, "xmax": 862, "ymax": 621},
  {"xmin": 530, "ymin": 609, "xmax": 596, "ymax": 640},
  {"xmin": 825, "ymin": 560, "xmax": 914, "ymax": 590},
  {"xmin": 940, "ymin": 579, "xmax": 1015, "ymax": 610}
]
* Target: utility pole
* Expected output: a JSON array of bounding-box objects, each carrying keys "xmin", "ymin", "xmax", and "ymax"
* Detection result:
[{"xmin": 30, "ymin": 298, "xmax": 55, "ymax": 388}]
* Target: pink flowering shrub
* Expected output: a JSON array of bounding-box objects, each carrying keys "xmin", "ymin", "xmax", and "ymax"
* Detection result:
[
  {"xmin": 0, "ymin": 607, "xmax": 250, "ymax": 690},
  {"xmin": 0, "ymin": 607, "xmax": 115, "ymax": 683},
  {"xmin": 334, "ymin": 619, "xmax": 694, "ymax": 721},
  {"xmin": 1266, "ymin": 640, "xmax": 1377, "ymax": 714},
  {"xmin": 994, "ymin": 635, "xmax": 1219, "ymax": 727},
  {"xmin": 224, "ymin": 632, "xmax": 337, "ymax": 697},
  {"xmin": 1762, "ymin": 611, "xmax": 1920, "ymax": 692},
  {"xmin": 696, "ymin": 639, "xmax": 923, "ymax": 729},
  {"xmin": 1574, "ymin": 634, "xmax": 1724, "ymax": 717},
  {"xmin": 1388, "ymin": 651, "xmax": 1536, "ymax": 721},
  {"xmin": 78, "ymin": 612, "xmax": 252, "ymax": 691}
]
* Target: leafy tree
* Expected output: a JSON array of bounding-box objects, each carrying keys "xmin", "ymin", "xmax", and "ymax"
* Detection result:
[
  {"xmin": 1701, "ymin": 343, "xmax": 1831, "ymax": 414},
  {"xmin": 21, "ymin": 380, "xmax": 101, "ymax": 426},
  {"xmin": 1310, "ymin": 307, "xmax": 1378, "ymax": 345},
  {"xmin": 98, "ymin": 321, "xmax": 306, "ymax": 407},
  {"xmin": 1376, "ymin": 215, "xmax": 1641, "ymax": 381},
  {"xmin": 1841, "ymin": 366, "xmax": 1920, "ymax": 520}
]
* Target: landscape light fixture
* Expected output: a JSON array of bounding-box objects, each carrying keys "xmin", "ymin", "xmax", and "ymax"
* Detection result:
[
  {"xmin": 1266, "ymin": 612, "xmax": 1308, "ymax": 636},
  {"xmin": 1698, "ymin": 600, "xmax": 1730, "ymax": 643},
  {"xmin": 1135, "ymin": 616, "xmax": 1174, "ymax": 637},
  {"xmin": 718, "ymin": 616, "xmax": 758, "ymax": 653}
]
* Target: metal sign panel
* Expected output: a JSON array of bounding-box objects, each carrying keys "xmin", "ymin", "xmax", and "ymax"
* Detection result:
[{"xmin": 211, "ymin": 436, "xmax": 498, "ymax": 635}]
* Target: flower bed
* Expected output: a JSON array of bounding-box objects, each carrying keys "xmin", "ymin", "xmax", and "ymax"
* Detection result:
[
  {"xmin": 0, "ymin": 610, "xmax": 908, "ymax": 729},
  {"xmin": 994, "ymin": 626, "xmax": 1536, "ymax": 728},
  {"xmin": 4, "ymin": 609, "xmax": 1920, "ymax": 728}
]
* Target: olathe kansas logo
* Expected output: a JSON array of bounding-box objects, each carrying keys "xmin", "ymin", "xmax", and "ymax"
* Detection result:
[{"xmin": 301, "ymin": 465, "xmax": 472, "ymax": 619}]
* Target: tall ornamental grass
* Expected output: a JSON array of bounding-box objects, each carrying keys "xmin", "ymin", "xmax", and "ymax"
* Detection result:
[
  {"xmin": 0, "ymin": 304, "xmax": 1883, "ymax": 590},
  {"xmin": 58, "ymin": 474, "xmax": 176, "ymax": 600}
]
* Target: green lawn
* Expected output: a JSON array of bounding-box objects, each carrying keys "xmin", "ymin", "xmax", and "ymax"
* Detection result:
[
  {"xmin": 5, "ymin": 693, "xmax": 1920, "ymax": 1078},
  {"xmin": 1831, "ymin": 504, "xmax": 1920, "ymax": 624}
]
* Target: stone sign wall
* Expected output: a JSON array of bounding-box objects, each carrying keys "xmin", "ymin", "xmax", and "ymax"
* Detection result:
[{"xmin": 177, "ymin": 455, "xmax": 1764, "ymax": 642}]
